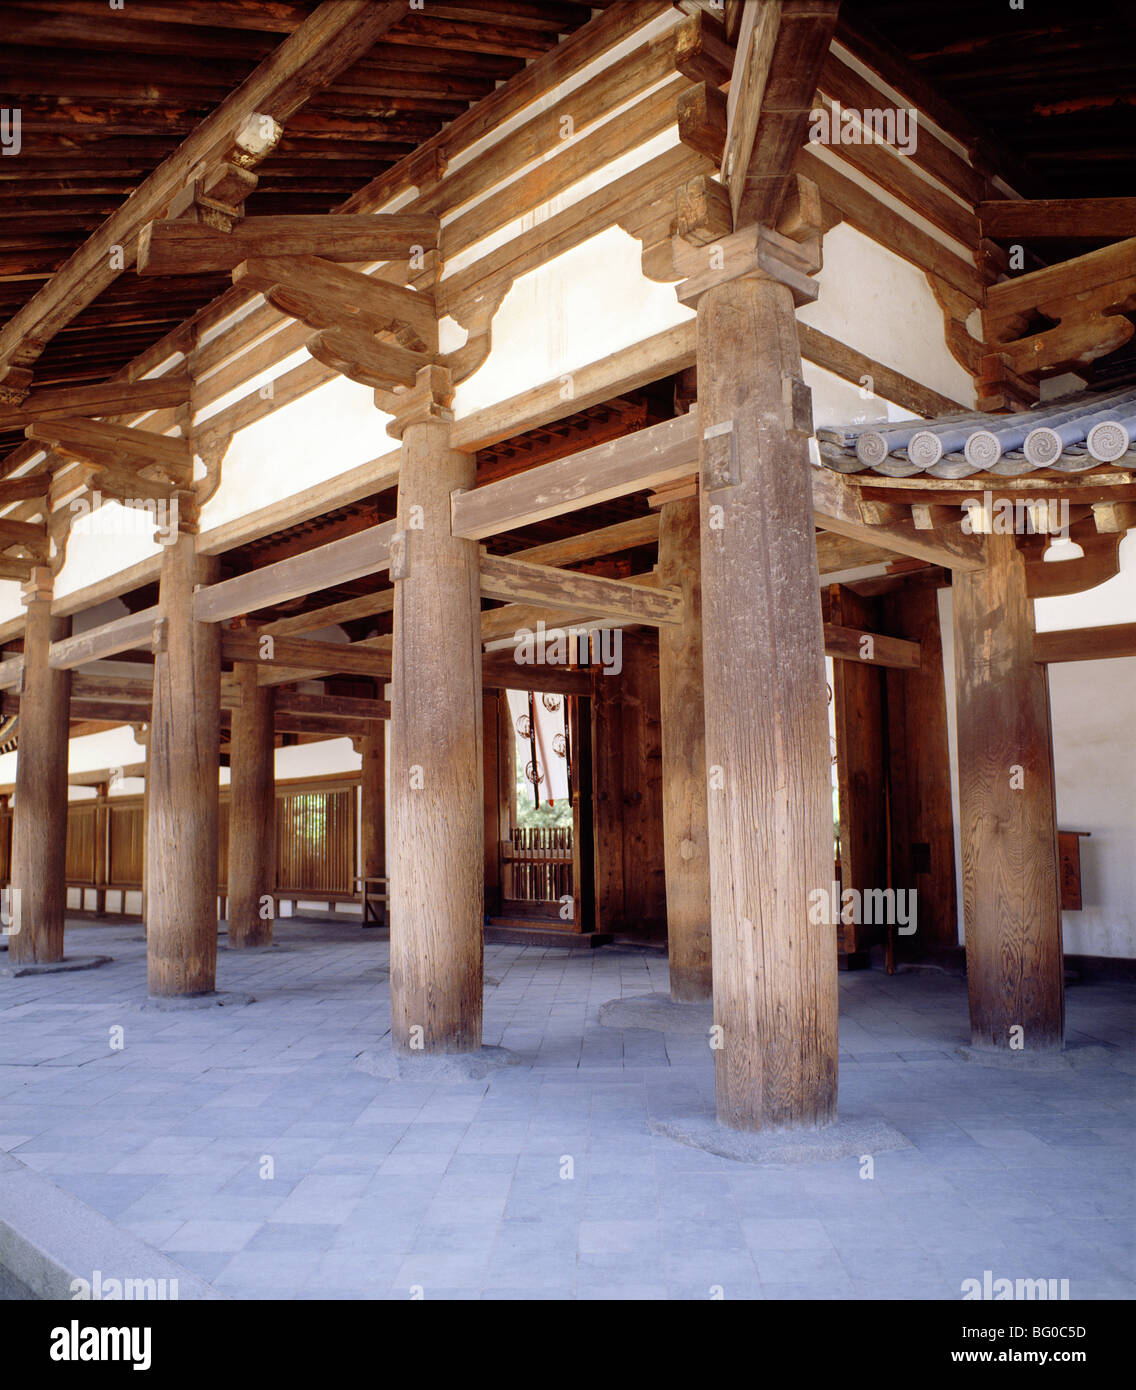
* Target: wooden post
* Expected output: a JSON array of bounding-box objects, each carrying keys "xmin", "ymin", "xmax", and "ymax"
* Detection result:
[
  {"xmin": 953, "ymin": 530, "xmax": 1064, "ymax": 1049},
  {"xmin": 139, "ymin": 730, "xmax": 150, "ymax": 929},
  {"xmin": 94, "ymin": 780, "xmax": 109, "ymax": 918},
  {"xmin": 388, "ymin": 370, "xmax": 484, "ymax": 1054},
  {"xmin": 658, "ymin": 493, "xmax": 712, "ymax": 1000},
  {"xmin": 146, "ymin": 532, "xmax": 222, "ymax": 996},
  {"xmin": 360, "ymin": 726, "xmax": 386, "ymax": 881},
  {"xmin": 9, "ymin": 571, "xmax": 71, "ymax": 964},
  {"xmin": 879, "ymin": 577, "xmax": 957, "ymax": 964},
  {"xmin": 227, "ymin": 661, "xmax": 275, "ymax": 947},
  {"xmin": 828, "ymin": 584, "xmax": 886, "ymax": 970},
  {"xmin": 697, "ymin": 274, "xmax": 837, "ymax": 1130},
  {"xmin": 481, "ymin": 692, "xmax": 501, "ymax": 918}
]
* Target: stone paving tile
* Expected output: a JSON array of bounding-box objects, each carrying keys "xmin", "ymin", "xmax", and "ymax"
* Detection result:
[{"xmin": 1, "ymin": 920, "xmax": 1133, "ymax": 1301}]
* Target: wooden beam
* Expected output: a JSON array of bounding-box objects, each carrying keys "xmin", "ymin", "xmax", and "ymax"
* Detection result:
[
  {"xmin": 0, "ymin": 517, "xmax": 47, "ymax": 556},
  {"xmin": 812, "ymin": 469, "xmax": 987, "ymax": 572},
  {"xmin": 194, "ymin": 520, "xmax": 395, "ymax": 623},
  {"xmin": 985, "ymin": 237, "xmax": 1136, "ymax": 324},
  {"xmin": 453, "ymin": 411, "xmax": 700, "ymax": 539},
  {"xmin": 480, "ymin": 553, "xmax": 683, "ymax": 627},
  {"xmin": 0, "ymin": 476, "xmax": 51, "ymax": 508},
  {"xmin": 513, "ymin": 514, "xmax": 660, "ymax": 567},
  {"xmin": 25, "ymin": 418, "xmax": 192, "ymax": 473},
  {"xmin": 1034, "ymin": 623, "xmax": 1136, "ymax": 665},
  {"xmin": 797, "ymin": 323, "xmax": 966, "ymax": 418},
  {"xmin": 979, "ymin": 199, "xmax": 1136, "ymax": 241},
  {"xmin": 0, "ymin": 655, "xmax": 24, "ymax": 690},
  {"xmin": 823, "ymin": 622, "xmax": 921, "ymax": 671},
  {"xmin": 49, "ymin": 605, "xmax": 162, "ymax": 670},
  {"xmin": 306, "ymin": 326, "xmax": 431, "ymax": 391},
  {"xmin": 0, "ymin": 374, "xmax": 191, "ymax": 430},
  {"xmin": 479, "ymin": 650, "xmax": 593, "ymax": 695},
  {"xmin": 735, "ymin": 0, "xmax": 840, "ymax": 228},
  {"xmin": 721, "ymin": 0, "xmax": 782, "ymax": 222},
  {"xmin": 0, "ymin": 0, "xmax": 409, "ymax": 389},
  {"xmin": 273, "ymin": 690, "xmax": 391, "ymax": 722},
  {"xmin": 233, "ymin": 256, "xmax": 438, "ymax": 352},
  {"xmin": 221, "ymin": 630, "xmax": 391, "ymax": 679},
  {"xmin": 260, "ymin": 589, "xmax": 395, "ymax": 639},
  {"xmin": 138, "ymin": 214, "xmax": 440, "ymax": 276}
]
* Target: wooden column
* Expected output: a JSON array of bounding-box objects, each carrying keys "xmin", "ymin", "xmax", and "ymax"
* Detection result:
[
  {"xmin": 953, "ymin": 531, "xmax": 1063, "ymax": 1049},
  {"xmin": 481, "ymin": 692, "xmax": 502, "ymax": 917},
  {"xmin": 658, "ymin": 493, "xmax": 712, "ymax": 1000},
  {"xmin": 227, "ymin": 661, "xmax": 275, "ymax": 948},
  {"xmin": 361, "ymin": 723, "xmax": 387, "ymax": 923},
  {"xmin": 828, "ymin": 584, "xmax": 887, "ymax": 970},
  {"xmin": 697, "ymin": 274, "xmax": 837, "ymax": 1130},
  {"xmin": 880, "ymin": 577, "xmax": 957, "ymax": 963},
  {"xmin": 139, "ymin": 730, "xmax": 150, "ymax": 929},
  {"xmin": 93, "ymin": 780, "xmax": 109, "ymax": 918},
  {"xmin": 9, "ymin": 572, "xmax": 71, "ymax": 964},
  {"xmin": 388, "ymin": 371, "xmax": 484, "ymax": 1054},
  {"xmin": 146, "ymin": 532, "xmax": 221, "ymax": 996}
]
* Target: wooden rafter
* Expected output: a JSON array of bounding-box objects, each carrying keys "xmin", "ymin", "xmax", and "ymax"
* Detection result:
[{"xmin": 0, "ymin": 0, "xmax": 410, "ymax": 395}]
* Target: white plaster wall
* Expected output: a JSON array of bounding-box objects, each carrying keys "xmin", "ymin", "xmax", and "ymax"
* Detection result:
[
  {"xmin": 198, "ymin": 370, "xmax": 395, "ymax": 534},
  {"xmin": 452, "ymin": 221, "xmax": 694, "ymax": 419},
  {"xmin": 799, "ymin": 221, "xmax": 976, "ymax": 408},
  {"xmin": 939, "ymin": 532, "xmax": 1136, "ymax": 958}
]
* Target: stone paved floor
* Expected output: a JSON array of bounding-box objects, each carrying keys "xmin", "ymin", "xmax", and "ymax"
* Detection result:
[{"xmin": 1, "ymin": 921, "xmax": 1133, "ymax": 1300}]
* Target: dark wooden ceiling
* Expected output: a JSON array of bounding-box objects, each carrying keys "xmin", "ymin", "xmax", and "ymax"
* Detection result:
[
  {"xmin": 846, "ymin": 0, "xmax": 1136, "ymax": 199},
  {"xmin": 0, "ymin": 0, "xmax": 598, "ymax": 426}
]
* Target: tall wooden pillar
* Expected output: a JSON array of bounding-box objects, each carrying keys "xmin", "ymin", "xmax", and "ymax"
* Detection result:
[
  {"xmin": 146, "ymin": 532, "xmax": 221, "ymax": 996},
  {"xmin": 9, "ymin": 572, "xmax": 71, "ymax": 964},
  {"xmin": 360, "ymin": 726, "xmax": 386, "ymax": 885},
  {"xmin": 657, "ymin": 492, "xmax": 712, "ymax": 1000},
  {"xmin": 227, "ymin": 662, "xmax": 275, "ymax": 948},
  {"xmin": 697, "ymin": 275, "xmax": 837, "ymax": 1130},
  {"xmin": 953, "ymin": 530, "xmax": 1063, "ymax": 1049},
  {"xmin": 388, "ymin": 371, "xmax": 484, "ymax": 1054},
  {"xmin": 94, "ymin": 780, "xmax": 109, "ymax": 918}
]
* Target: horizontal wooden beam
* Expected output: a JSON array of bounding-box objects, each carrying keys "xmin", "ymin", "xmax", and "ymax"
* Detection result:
[
  {"xmin": 260, "ymin": 589, "xmax": 395, "ymax": 639},
  {"xmin": 49, "ymin": 605, "xmax": 162, "ymax": 669},
  {"xmin": 138, "ymin": 214, "xmax": 440, "ymax": 276},
  {"xmin": 26, "ymin": 418, "xmax": 192, "ymax": 473},
  {"xmin": 453, "ymin": 411, "xmax": 700, "ymax": 539},
  {"xmin": 272, "ymin": 690, "xmax": 390, "ymax": 723},
  {"xmin": 985, "ymin": 236, "xmax": 1136, "ymax": 323},
  {"xmin": 194, "ymin": 520, "xmax": 396, "ymax": 623},
  {"xmin": 0, "ymin": 655, "xmax": 24, "ymax": 690},
  {"xmin": 823, "ymin": 622, "xmax": 921, "ymax": 671},
  {"xmin": 811, "ymin": 469, "xmax": 987, "ymax": 572},
  {"xmin": 480, "ymin": 650, "xmax": 594, "ymax": 695},
  {"xmin": 233, "ymin": 256, "xmax": 437, "ymax": 352},
  {"xmin": 1034, "ymin": 623, "xmax": 1136, "ymax": 664},
  {"xmin": 0, "ymin": 374, "xmax": 192, "ymax": 430},
  {"xmin": 979, "ymin": 199, "xmax": 1136, "ymax": 241},
  {"xmin": 514, "ymin": 514, "xmax": 661, "ymax": 567},
  {"xmin": 480, "ymin": 553, "xmax": 683, "ymax": 627},
  {"xmin": 221, "ymin": 630, "xmax": 391, "ymax": 679}
]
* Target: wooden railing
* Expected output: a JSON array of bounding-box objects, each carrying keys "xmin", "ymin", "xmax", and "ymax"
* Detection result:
[
  {"xmin": 501, "ymin": 825, "xmax": 573, "ymax": 905},
  {"xmin": 0, "ymin": 778, "xmax": 360, "ymax": 909}
]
